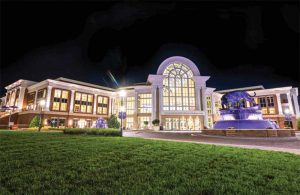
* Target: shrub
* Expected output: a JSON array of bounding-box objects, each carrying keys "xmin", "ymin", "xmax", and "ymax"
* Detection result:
[
  {"xmin": 29, "ymin": 116, "xmax": 41, "ymax": 128},
  {"xmin": 152, "ymin": 119, "xmax": 160, "ymax": 126},
  {"xmin": 63, "ymin": 128, "xmax": 121, "ymax": 136},
  {"xmin": 144, "ymin": 121, "xmax": 149, "ymax": 125},
  {"xmin": 297, "ymin": 118, "xmax": 300, "ymax": 130},
  {"xmin": 107, "ymin": 115, "xmax": 120, "ymax": 129}
]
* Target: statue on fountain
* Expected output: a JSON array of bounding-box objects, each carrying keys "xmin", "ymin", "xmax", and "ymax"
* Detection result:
[{"xmin": 214, "ymin": 91, "xmax": 279, "ymax": 129}]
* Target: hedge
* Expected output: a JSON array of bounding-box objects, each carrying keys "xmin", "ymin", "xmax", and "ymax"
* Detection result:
[{"xmin": 63, "ymin": 128, "xmax": 121, "ymax": 136}]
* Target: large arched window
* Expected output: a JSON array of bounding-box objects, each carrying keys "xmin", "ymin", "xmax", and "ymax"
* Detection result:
[{"xmin": 162, "ymin": 63, "xmax": 195, "ymax": 111}]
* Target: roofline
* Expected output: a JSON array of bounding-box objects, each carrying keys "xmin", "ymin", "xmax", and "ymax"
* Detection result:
[
  {"xmin": 55, "ymin": 77, "xmax": 116, "ymax": 92},
  {"xmin": 215, "ymin": 85, "xmax": 265, "ymax": 93}
]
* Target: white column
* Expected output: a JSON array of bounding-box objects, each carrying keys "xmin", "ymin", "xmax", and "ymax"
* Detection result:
[
  {"xmin": 33, "ymin": 90, "xmax": 38, "ymax": 110},
  {"xmin": 287, "ymin": 93, "xmax": 295, "ymax": 115},
  {"xmin": 195, "ymin": 86, "xmax": 201, "ymax": 111},
  {"xmin": 17, "ymin": 87, "xmax": 26, "ymax": 111},
  {"xmin": 45, "ymin": 86, "xmax": 53, "ymax": 111},
  {"xmin": 135, "ymin": 92, "xmax": 138, "ymax": 114},
  {"xmin": 93, "ymin": 94, "xmax": 97, "ymax": 114},
  {"xmin": 202, "ymin": 87, "xmax": 208, "ymax": 128},
  {"xmin": 108, "ymin": 97, "xmax": 113, "ymax": 115},
  {"xmin": 158, "ymin": 85, "xmax": 163, "ymax": 122},
  {"xmin": 151, "ymin": 86, "xmax": 157, "ymax": 122},
  {"xmin": 291, "ymin": 92, "xmax": 300, "ymax": 117},
  {"xmin": 69, "ymin": 90, "xmax": 75, "ymax": 113},
  {"xmin": 276, "ymin": 93, "xmax": 283, "ymax": 115}
]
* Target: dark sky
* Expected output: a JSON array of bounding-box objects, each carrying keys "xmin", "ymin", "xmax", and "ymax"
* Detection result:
[{"xmin": 1, "ymin": 1, "xmax": 299, "ymax": 96}]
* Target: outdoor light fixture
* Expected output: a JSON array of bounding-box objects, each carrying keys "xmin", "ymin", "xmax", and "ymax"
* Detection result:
[
  {"xmin": 119, "ymin": 90, "xmax": 126, "ymax": 97},
  {"xmin": 118, "ymin": 90, "xmax": 127, "ymax": 136},
  {"xmin": 38, "ymin": 100, "xmax": 46, "ymax": 132},
  {"xmin": 68, "ymin": 119, "xmax": 73, "ymax": 126},
  {"xmin": 284, "ymin": 108, "xmax": 290, "ymax": 115}
]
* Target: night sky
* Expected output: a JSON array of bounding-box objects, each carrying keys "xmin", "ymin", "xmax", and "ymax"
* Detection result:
[{"xmin": 1, "ymin": 1, "xmax": 299, "ymax": 97}]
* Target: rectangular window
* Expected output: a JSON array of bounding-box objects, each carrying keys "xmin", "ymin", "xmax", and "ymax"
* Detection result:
[
  {"xmin": 258, "ymin": 96, "xmax": 276, "ymax": 114},
  {"xmin": 37, "ymin": 89, "xmax": 46, "ymax": 99},
  {"xmin": 126, "ymin": 97, "xmax": 135, "ymax": 115},
  {"xmin": 52, "ymin": 89, "xmax": 69, "ymax": 111},
  {"xmin": 138, "ymin": 93, "xmax": 152, "ymax": 113},
  {"xmin": 97, "ymin": 95, "xmax": 109, "ymax": 115},
  {"xmin": 73, "ymin": 92, "xmax": 94, "ymax": 113}
]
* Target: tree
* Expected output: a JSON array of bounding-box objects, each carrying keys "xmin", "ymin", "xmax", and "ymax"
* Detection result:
[
  {"xmin": 152, "ymin": 119, "xmax": 160, "ymax": 126},
  {"xmin": 107, "ymin": 114, "xmax": 120, "ymax": 129},
  {"xmin": 29, "ymin": 116, "xmax": 41, "ymax": 128}
]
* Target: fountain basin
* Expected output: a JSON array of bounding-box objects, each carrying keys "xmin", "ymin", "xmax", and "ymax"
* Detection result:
[{"xmin": 214, "ymin": 120, "xmax": 278, "ymax": 129}]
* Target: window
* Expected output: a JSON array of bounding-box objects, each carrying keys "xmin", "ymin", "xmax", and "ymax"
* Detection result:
[
  {"xmin": 74, "ymin": 92, "xmax": 94, "ymax": 113},
  {"xmin": 37, "ymin": 89, "xmax": 46, "ymax": 99},
  {"xmin": 126, "ymin": 97, "xmax": 135, "ymax": 115},
  {"xmin": 97, "ymin": 95, "xmax": 109, "ymax": 115},
  {"xmin": 52, "ymin": 89, "xmax": 69, "ymax": 111},
  {"xmin": 126, "ymin": 117, "xmax": 134, "ymax": 129},
  {"xmin": 206, "ymin": 96, "xmax": 212, "ymax": 115},
  {"xmin": 138, "ymin": 116, "xmax": 150, "ymax": 128},
  {"xmin": 258, "ymin": 96, "xmax": 276, "ymax": 114},
  {"xmin": 162, "ymin": 63, "xmax": 195, "ymax": 111},
  {"xmin": 138, "ymin": 93, "xmax": 152, "ymax": 113},
  {"xmin": 26, "ymin": 92, "xmax": 36, "ymax": 110}
]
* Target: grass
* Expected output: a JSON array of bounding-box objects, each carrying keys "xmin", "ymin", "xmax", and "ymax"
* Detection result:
[{"xmin": 0, "ymin": 131, "xmax": 300, "ymax": 194}]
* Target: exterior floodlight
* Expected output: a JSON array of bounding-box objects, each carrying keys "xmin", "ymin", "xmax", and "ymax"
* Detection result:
[
  {"xmin": 284, "ymin": 108, "xmax": 290, "ymax": 115},
  {"xmin": 120, "ymin": 106, "xmax": 125, "ymax": 112},
  {"xmin": 119, "ymin": 90, "xmax": 126, "ymax": 97},
  {"xmin": 39, "ymin": 100, "xmax": 46, "ymax": 107}
]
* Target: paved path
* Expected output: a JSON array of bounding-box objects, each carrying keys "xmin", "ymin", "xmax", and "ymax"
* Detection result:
[{"xmin": 124, "ymin": 130, "xmax": 300, "ymax": 155}]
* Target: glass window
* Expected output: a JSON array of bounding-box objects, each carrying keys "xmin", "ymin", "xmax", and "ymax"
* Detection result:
[
  {"xmin": 52, "ymin": 89, "xmax": 69, "ymax": 111},
  {"xmin": 162, "ymin": 63, "xmax": 195, "ymax": 111},
  {"xmin": 126, "ymin": 97, "xmax": 135, "ymax": 115},
  {"xmin": 74, "ymin": 92, "xmax": 94, "ymax": 113},
  {"xmin": 138, "ymin": 93, "xmax": 152, "ymax": 113},
  {"xmin": 97, "ymin": 95, "xmax": 109, "ymax": 115}
]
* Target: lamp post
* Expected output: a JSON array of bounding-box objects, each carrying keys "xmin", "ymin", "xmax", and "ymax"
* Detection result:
[
  {"xmin": 38, "ymin": 100, "xmax": 46, "ymax": 132},
  {"xmin": 118, "ymin": 90, "xmax": 126, "ymax": 136},
  {"xmin": 284, "ymin": 108, "xmax": 292, "ymax": 129},
  {"xmin": 1, "ymin": 105, "xmax": 18, "ymax": 130}
]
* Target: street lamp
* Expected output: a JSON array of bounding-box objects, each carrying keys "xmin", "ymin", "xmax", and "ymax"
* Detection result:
[
  {"xmin": 118, "ymin": 90, "xmax": 126, "ymax": 136},
  {"xmin": 284, "ymin": 108, "xmax": 292, "ymax": 129},
  {"xmin": 38, "ymin": 100, "xmax": 46, "ymax": 132}
]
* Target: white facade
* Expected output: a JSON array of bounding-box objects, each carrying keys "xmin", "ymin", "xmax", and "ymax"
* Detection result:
[{"xmin": 1, "ymin": 56, "xmax": 299, "ymax": 130}]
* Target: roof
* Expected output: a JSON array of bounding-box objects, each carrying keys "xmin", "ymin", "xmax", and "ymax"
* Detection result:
[
  {"xmin": 215, "ymin": 85, "xmax": 265, "ymax": 94},
  {"xmin": 55, "ymin": 77, "xmax": 116, "ymax": 92}
]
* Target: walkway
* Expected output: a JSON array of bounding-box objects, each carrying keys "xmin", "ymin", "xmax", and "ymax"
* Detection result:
[{"xmin": 123, "ymin": 130, "xmax": 300, "ymax": 155}]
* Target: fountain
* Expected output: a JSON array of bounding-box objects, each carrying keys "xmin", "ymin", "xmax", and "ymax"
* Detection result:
[{"xmin": 213, "ymin": 91, "xmax": 279, "ymax": 129}]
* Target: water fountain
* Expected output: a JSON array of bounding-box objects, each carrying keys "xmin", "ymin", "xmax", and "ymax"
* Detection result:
[{"xmin": 213, "ymin": 91, "xmax": 279, "ymax": 129}]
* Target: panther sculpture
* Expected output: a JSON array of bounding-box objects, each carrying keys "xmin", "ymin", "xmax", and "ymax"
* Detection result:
[{"xmin": 221, "ymin": 91, "xmax": 257, "ymax": 109}]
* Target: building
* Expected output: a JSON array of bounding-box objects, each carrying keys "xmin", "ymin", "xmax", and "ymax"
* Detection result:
[{"xmin": 0, "ymin": 56, "xmax": 299, "ymax": 130}]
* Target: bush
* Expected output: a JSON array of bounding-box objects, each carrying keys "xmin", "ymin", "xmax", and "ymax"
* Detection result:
[
  {"xmin": 152, "ymin": 119, "xmax": 160, "ymax": 126},
  {"xmin": 144, "ymin": 121, "xmax": 149, "ymax": 125},
  {"xmin": 29, "ymin": 116, "xmax": 41, "ymax": 128},
  {"xmin": 63, "ymin": 128, "xmax": 121, "ymax": 136},
  {"xmin": 107, "ymin": 115, "xmax": 120, "ymax": 129},
  {"xmin": 297, "ymin": 118, "xmax": 300, "ymax": 130}
]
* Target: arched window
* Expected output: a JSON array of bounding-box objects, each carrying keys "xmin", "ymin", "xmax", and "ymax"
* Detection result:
[{"xmin": 162, "ymin": 63, "xmax": 195, "ymax": 111}]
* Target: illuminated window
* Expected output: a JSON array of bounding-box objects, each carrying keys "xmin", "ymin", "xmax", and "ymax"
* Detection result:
[
  {"xmin": 74, "ymin": 92, "xmax": 94, "ymax": 113},
  {"xmin": 206, "ymin": 96, "xmax": 212, "ymax": 115},
  {"xmin": 162, "ymin": 63, "xmax": 195, "ymax": 111},
  {"xmin": 37, "ymin": 89, "xmax": 46, "ymax": 99},
  {"xmin": 126, "ymin": 97, "xmax": 135, "ymax": 115},
  {"xmin": 258, "ymin": 97, "xmax": 267, "ymax": 108},
  {"xmin": 138, "ymin": 93, "xmax": 152, "ymax": 113},
  {"xmin": 258, "ymin": 96, "xmax": 276, "ymax": 115},
  {"xmin": 126, "ymin": 117, "xmax": 134, "ymax": 129},
  {"xmin": 52, "ymin": 89, "xmax": 69, "ymax": 111},
  {"xmin": 97, "ymin": 95, "xmax": 109, "ymax": 115},
  {"xmin": 138, "ymin": 116, "xmax": 150, "ymax": 128}
]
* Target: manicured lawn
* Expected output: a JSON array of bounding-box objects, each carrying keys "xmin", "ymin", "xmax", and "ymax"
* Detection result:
[{"xmin": 0, "ymin": 131, "xmax": 300, "ymax": 194}]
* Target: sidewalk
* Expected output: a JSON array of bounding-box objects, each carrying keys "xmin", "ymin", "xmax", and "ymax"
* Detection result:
[{"xmin": 124, "ymin": 130, "xmax": 300, "ymax": 155}]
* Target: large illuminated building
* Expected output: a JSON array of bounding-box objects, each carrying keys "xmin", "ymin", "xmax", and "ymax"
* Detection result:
[{"xmin": 0, "ymin": 56, "xmax": 299, "ymax": 130}]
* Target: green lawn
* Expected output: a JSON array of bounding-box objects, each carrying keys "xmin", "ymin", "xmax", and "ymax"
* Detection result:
[{"xmin": 0, "ymin": 131, "xmax": 300, "ymax": 194}]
